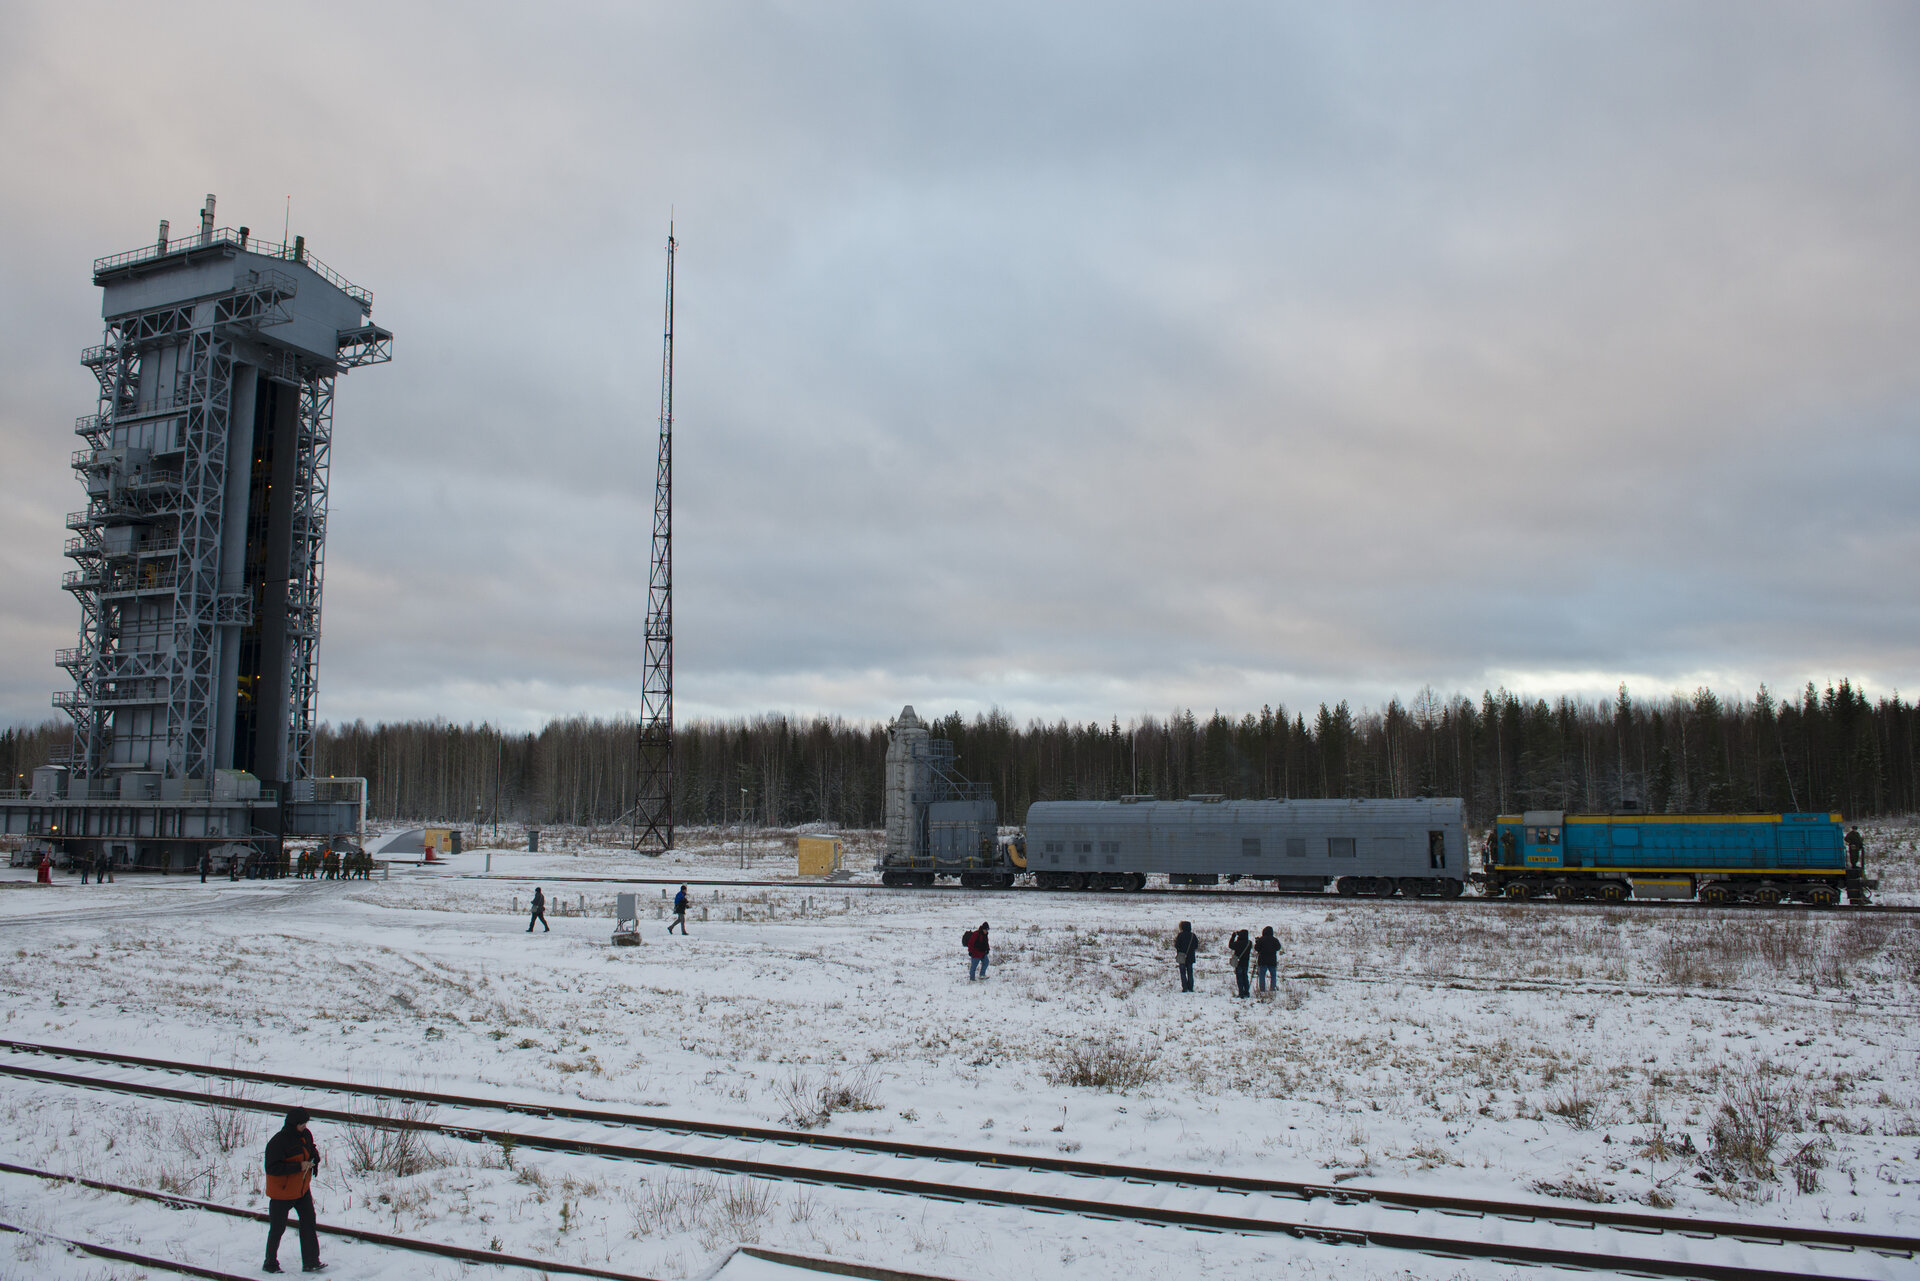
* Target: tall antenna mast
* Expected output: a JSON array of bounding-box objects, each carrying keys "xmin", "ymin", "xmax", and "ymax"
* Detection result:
[{"xmin": 635, "ymin": 225, "xmax": 675, "ymax": 853}]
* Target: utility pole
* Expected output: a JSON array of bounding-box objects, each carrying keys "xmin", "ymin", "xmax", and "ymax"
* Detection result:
[{"xmin": 636, "ymin": 227, "xmax": 676, "ymax": 854}]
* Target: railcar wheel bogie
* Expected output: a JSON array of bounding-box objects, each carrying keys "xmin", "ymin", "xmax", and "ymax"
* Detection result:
[
  {"xmin": 1700, "ymin": 882, "xmax": 1735, "ymax": 906},
  {"xmin": 1335, "ymin": 877, "xmax": 1360, "ymax": 897},
  {"xmin": 1504, "ymin": 882, "xmax": 1532, "ymax": 899}
]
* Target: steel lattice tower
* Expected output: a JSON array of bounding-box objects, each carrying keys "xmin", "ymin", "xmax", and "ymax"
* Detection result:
[
  {"xmin": 635, "ymin": 228, "xmax": 675, "ymax": 852},
  {"xmin": 60, "ymin": 197, "xmax": 389, "ymax": 792}
]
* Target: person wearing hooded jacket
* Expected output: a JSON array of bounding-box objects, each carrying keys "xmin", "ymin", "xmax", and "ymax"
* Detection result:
[
  {"xmin": 1173, "ymin": 921, "xmax": 1199, "ymax": 992},
  {"xmin": 262, "ymin": 1107, "xmax": 323, "ymax": 1273},
  {"xmin": 1253, "ymin": 926, "xmax": 1283, "ymax": 993},
  {"xmin": 1228, "ymin": 928, "xmax": 1253, "ymax": 998},
  {"xmin": 965, "ymin": 922, "xmax": 991, "ymax": 980},
  {"xmin": 527, "ymin": 886, "xmax": 549, "ymax": 932}
]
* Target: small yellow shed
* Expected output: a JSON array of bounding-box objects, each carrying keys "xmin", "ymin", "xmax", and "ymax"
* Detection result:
[{"xmin": 797, "ymin": 835, "xmax": 844, "ymax": 877}]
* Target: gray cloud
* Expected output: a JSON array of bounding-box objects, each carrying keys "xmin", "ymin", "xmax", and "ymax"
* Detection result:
[{"xmin": 2, "ymin": 2, "xmax": 1918, "ymax": 734}]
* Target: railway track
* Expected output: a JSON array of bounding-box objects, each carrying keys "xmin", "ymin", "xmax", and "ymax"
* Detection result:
[
  {"xmin": 2, "ymin": 1040, "xmax": 1912, "ymax": 1280},
  {"xmin": 463, "ymin": 871, "xmax": 1920, "ymax": 914},
  {"xmin": 0, "ymin": 1160, "xmax": 662, "ymax": 1280}
]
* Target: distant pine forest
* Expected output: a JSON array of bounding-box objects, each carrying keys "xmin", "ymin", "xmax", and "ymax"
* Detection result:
[{"xmin": 4, "ymin": 681, "xmax": 1915, "ymax": 828}]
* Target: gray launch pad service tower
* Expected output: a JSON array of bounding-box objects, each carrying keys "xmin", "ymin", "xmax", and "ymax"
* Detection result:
[{"xmin": 1, "ymin": 197, "xmax": 389, "ymax": 871}]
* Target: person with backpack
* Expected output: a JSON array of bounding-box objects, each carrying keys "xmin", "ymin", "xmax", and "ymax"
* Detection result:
[
  {"xmin": 1253, "ymin": 925, "xmax": 1283, "ymax": 993},
  {"xmin": 1173, "ymin": 921, "xmax": 1199, "ymax": 992},
  {"xmin": 527, "ymin": 886, "xmax": 549, "ymax": 932},
  {"xmin": 964, "ymin": 922, "xmax": 991, "ymax": 980},
  {"xmin": 1228, "ymin": 928, "xmax": 1253, "ymax": 998},
  {"xmin": 668, "ymin": 885, "xmax": 690, "ymax": 934},
  {"xmin": 262, "ymin": 1107, "xmax": 323, "ymax": 1273}
]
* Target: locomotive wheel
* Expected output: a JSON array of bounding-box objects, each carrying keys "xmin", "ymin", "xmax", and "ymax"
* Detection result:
[
  {"xmin": 1369, "ymin": 878, "xmax": 1397, "ymax": 897},
  {"xmin": 1552, "ymin": 884, "xmax": 1577, "ymax": 903},
  {"xmin": 1700, "ymin": 882, "xmax": 1733, "ymax": 906},
  {"xmin": 1504, "ymin": 882, "xmax": 1532, "ymax": 900},
  {"xmin": 1598, "ymin": 882, "xmax": 1627, "ymax": 904},
  {"xmin": 1807, "ymin": 886, "xmax": 1840, "ymax": 908},
  {"xmin": 1131, "ymin": 872, "xmax": 1147, "ymax": 891},
  {"xmin": 1752, "ymin": 886, "xmax": 1782, "ymax": 906},
  {"xmin": 1335, "ymin": 877, "xmax": 1359, "ymax": 897},
  {"xmin": 1442, "ymin": 878, "xmax": 1464, "ymax": 898}
]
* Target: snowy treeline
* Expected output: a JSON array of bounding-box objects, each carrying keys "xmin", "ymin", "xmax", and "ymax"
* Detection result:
[{"xmin": 3, "ymin": 680, "xmax": 1913, "ymax": 827}]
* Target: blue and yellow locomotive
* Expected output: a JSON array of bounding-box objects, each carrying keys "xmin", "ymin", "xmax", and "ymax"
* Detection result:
[{"xmin": 1480, "ymin": 810, "xmax": 1869, "ymax": 906}]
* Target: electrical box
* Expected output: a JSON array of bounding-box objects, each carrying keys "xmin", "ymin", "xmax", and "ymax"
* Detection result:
[{"xmin": 797, "ymin": 835, "xmax": 844, "ymax": 877}]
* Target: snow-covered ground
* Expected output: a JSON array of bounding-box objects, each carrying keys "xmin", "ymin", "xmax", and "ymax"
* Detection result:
[{"xmin": 0, "ymin": 821, "xmax": 1916, "ymax": 1280}]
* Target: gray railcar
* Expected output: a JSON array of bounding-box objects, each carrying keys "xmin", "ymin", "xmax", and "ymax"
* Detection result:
[{"xmin": 1024, "ymin": 796, "xmax": 1467, "ymax": 896}]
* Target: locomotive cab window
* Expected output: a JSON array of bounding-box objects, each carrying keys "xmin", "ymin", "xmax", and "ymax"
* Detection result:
[{"xmin": 1527, "ymin": 826, "xmax": 1561, "ymax": 845}]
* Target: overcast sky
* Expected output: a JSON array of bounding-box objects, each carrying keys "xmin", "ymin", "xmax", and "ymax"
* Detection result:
[{"xmin": 2, "ymin": 2, "xmax": 1917, "ymax": 733}]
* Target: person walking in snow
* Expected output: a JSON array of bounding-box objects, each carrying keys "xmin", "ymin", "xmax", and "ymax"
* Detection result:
[
  {"xmin": 262, "ymin": 1107, "xmax": 324, "ymax": 1273},
  {"xmin": 1228, "ymin": 928, "xmax": 1252, "ymax": 998},
  {"xmin": 36, "ymin": 851, "xmax": 52, "ymax": 884},
  {"xmin": 1173, "ymin": 920, "xmax": 1199, "ymax": 992},
  {"xmin": 77, "ymin": 850, "xmax": 91, "ymax": 885},
  {"xmin": 1253, "ymin": 926, "xmax": 1282, "ymax": 994},
  {"xmin": 668, "ymin": 885, "xmax": 690, "ymax": 934},
  {"xmin": 527, "ymin": 886, "xmax": 549, "ymax": 932},
  {"xmin": 965, "ymin": 922, "xmax": 991, "ymax": 980},
  {"xmin": 1846, "ymin": 825, "xmax": 1866, "ymax": 868}
]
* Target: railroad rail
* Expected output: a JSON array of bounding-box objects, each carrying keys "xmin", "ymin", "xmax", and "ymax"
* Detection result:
[
  {"xmin": 0, "ymin": 1160, "xmax": 662, "ymax": 1280},
  {"xmin": 0, "ymin": 1218, "xmax": 260, "ymax": 1281},
  {"xmin": 1, "ymin": 1041, "xmax": 1912, "ymax": 1280},
  {"xmin": 462, "ymin": 871, "xmax": 1920, "ymax": 913}
]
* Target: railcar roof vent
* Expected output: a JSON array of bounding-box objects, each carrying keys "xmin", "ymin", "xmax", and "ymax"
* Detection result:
[{"xmin": 1187, "ymin": 793, "xmax": 1225, "ymax": 803}]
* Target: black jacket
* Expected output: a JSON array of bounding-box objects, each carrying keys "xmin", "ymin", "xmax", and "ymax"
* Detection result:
[
  {"xmin": 1173, "ymin": 928, "xmax": 1199, "ymax": 962},
  {"xmin": 1228, "ymin": 932, "xmax": 1252, "ymax": 968},
  {"xmin": 1254, "ymin": 933, "xmax": 1282, "ymax": 965},
  {"xmin": 531, "ymin": 890, "xmax": 545, "ymax": 912},
  {"xmin": 264, "ymin": 1126, "xmax": 318, "ymax": 1177}
]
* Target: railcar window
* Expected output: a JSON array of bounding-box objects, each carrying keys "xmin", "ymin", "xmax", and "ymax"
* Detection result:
[
  {"xmin": 1242, "ymin": 838, "xmax": 1260, "ymax": 857},
  {"xmin": 1328, "ymin": 837, "xmax": 1356, "ymax": 858},
  {"xmin": 1286, "ymin": 837, "xmax": 1306, "ymax": 858},
  {"xmin": 1099, "ymin": 841, "xmax": 1120, "ymax": 854}
]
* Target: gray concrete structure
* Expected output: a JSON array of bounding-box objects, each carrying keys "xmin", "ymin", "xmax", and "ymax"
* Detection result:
[{"xmin": 0, "ymin": 198, "xmax": 387, "ymax": 871}]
